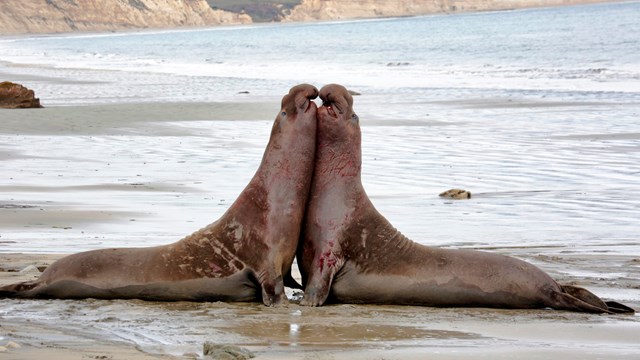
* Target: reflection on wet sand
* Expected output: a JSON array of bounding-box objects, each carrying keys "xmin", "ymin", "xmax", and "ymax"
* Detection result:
[{"xmin": 231, "ymin": 319, "xmax": 480, "ymax": 347}]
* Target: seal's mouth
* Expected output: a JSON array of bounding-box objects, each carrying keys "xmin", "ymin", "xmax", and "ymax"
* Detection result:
[
  {"xmin": 319, "ymin": 84, "xmax": 352, "ymax": 120},
  {"xmin": 322, "ymin": 100, "xmax": 342, "ymax": 118},
  {"xmin": 306, "ymin": 98, "xmax": 319, "ymax": 113},
  {"xmin": 288, "ymin": 85, "xmax": 318, "ymax": 115},
  {"xmin": 324, "ymin": 103, "xmax": 336, "ymax": 117},
  {"xmin": 299, "ymin": 98, "xmax": 311, "ymax": 113}
]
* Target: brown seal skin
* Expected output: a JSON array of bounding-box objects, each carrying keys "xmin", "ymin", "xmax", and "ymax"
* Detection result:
[
  {"xmin": 297, "ymin": 84, "xmax": 634, "ymax": 314},
  {"xmin": 0, "ymin": 84, "xmax": 318, "ymax": 306}
]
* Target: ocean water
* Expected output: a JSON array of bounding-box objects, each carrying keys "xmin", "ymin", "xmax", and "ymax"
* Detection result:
[
  {"xmin": 1, "ymin": 2, "xmax": 639, "ymax": 253},
  {"xmin": 1, "ymin": 1, "xmax": 639, "ymax": 103}
]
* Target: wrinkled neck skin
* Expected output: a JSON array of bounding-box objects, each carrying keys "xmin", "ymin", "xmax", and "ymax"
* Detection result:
[
  {"xmin": 176, "ymin": 93, "xmax": 317, "ymax": 305},
  {"xmin": 228, "ymin": 113, "xmax": 316, "ymax": 264}
]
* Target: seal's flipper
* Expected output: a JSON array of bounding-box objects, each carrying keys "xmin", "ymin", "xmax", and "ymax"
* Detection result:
[
  {"xmin": 557, "ymin": 285, "xmax": 635, "ymax": 314},
  {"xmin": 605, "ymin": 301, "xmax": 635, "ymax": 314},
  {"xmin": 561, "ymin": 285, "xmax": 609, "ymax": 309},
  {"xmin": 283, "ymin": 271, "xmax": 303, "ymax": 290},
  {"xmin": 0, "ymin": 280, "xmax": 40, "ymax": 298},
  {"xmin": 0, "ymin": 288, "xmax": 16, "ymax": 298}
]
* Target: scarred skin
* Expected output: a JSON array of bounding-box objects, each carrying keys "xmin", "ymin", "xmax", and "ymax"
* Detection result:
[
  {"xmin": 298, "ymin": 84, "xmax": 634, "ymax": 314},
  {"xmin": 0, "ymin": 84, "xmax": 319, "ymax": 306}
]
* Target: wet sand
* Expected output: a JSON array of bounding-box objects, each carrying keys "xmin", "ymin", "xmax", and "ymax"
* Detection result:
[
  {"xmin": 1, "ymin": 102, "xmax": 639, "ymax": 359},
  {"xmin": 1, "ymin": 253, "xmax": 639, "ymax": 359}
]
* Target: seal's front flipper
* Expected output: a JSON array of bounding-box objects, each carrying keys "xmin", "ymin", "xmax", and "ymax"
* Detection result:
[
  {"xmin": 259, "ymin": 271, "xmax": 289, "ymax": 307},
  {"xmin": 283, "ymin": 270, "xmax": 303, "ymax": 290}
]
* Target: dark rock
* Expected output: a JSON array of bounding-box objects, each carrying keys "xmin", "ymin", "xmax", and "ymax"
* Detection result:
[
  {"xmin": 0, "ymin": 81, "xmax": 43, "ymax": 109},
  {"xmin": 386, "ymin": 62, "xmax": 410, "ymax": 67}
]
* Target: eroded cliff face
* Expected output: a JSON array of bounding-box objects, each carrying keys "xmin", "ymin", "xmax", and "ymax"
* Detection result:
[
  {"xmin": 0, "ymin": 0, "xmax": 614, "ymax": 35},
  {"xmin": 0, "ymin": 0, "xmax": 252, "ymax": 35},
  {"xmin": 283, "ymin": 0, "xmax": 613, "ymax": 21}
]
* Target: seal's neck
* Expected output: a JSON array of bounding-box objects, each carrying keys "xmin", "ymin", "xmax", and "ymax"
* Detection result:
[{"xmin": 313, "ymin": 133, "xmax": 362, "ymax": 189}]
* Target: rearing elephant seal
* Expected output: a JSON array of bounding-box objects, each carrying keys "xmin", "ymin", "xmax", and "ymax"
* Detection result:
[
  {"xmin": 297, "ymin": 84, "xmax": 633, "ymax": 314},
  {"xmin": 0, "ymin": 84, "xmax": 319, "ymax": 306}
]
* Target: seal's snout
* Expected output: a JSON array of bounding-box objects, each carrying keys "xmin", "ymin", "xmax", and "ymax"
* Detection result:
[
  {"xmin": 283, "ymin": 83, "xmax": 318, "ymax": 116},
  {"xmin": 299, "ymin": 86, "xmax": 319, "ymax": 113},
  {"xmin": 319, "ymin": 84, "xmax": 353, "ymax": 120}
]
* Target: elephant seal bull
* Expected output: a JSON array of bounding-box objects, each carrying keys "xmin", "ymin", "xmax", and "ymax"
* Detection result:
[
  {"xmin": 297, "ymin": 84, "xmax": 634, "ymax": 314},
  {"xmin": 0, "ymin": 84, "xmax": 319, "ymax": 306}
]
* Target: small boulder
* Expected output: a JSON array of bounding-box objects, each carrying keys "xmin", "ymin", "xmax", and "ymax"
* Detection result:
[
  {"xmin": 0, "ymin": 81, "xmax": 43, "ymax": 108},
  {"xmin": 203, "ymin": 342, "xmax": 254, "ymax": 360},
  {"xmin": 19, "ymin": 265, "xmax": 42, "ymax": 274},
  {"xmin": 439, "ymin": 188, "xmax": 471, "ymax": 200},
  {"xmin": 5, "ymin": 341, "xmax": 20, "ymax": 349}
]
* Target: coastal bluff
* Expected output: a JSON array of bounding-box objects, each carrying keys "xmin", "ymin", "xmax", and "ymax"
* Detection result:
[
  {"xmin": 0, "ymin": 0, "xmax": 616, "ymax": 35},
  {"xmin": 284, "ymin": 0, "xmax": 615, "ymax": 21},
  {"xmin": 0, "ymin": 0, "xmax": 252, "ymax": 35}
]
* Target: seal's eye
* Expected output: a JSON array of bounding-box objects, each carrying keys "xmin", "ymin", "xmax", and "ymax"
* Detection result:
[
  {"xmin": 351, "ymin": 113, "xmax": 359, "ymax": 123},
  {"xmin": 281, "ymin": 111, "xmax": 287, "ymax": 117}
]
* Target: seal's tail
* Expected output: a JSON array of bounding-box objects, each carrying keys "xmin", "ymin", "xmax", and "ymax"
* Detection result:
[{"xmin": 553, "ymin": 285, "xmax": 635, "ymax": 314}]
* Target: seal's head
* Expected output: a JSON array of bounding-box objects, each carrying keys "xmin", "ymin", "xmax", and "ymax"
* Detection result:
[
  {"xmin": 317, "ymin": 84, "xmax": 360, "ymax": 145},
  {"xmin": 312, "ymin": 84, "xmax": 362, "ymax": 184},
  {"xmin": 259, "ymin": 83, "xmax": 319, "ymax": 184},
  {"xmin": 274, "ymin": 83, "xmax": 319, "ymax": 137}
]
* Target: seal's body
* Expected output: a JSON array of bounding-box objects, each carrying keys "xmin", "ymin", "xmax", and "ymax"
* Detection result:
[
  {"xmin": 1, "ymin": 84, "xmax": 319, "ymax": 306},
  {"xmin": 298, "ymin": 84, "xmax": 633, "ymax": 314}
]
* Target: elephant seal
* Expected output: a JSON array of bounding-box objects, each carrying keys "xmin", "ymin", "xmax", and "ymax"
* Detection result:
[
  {"xmin": 0, "ymin": 84, "xmax": 319, "ymax": 306},
  {"xmin": 297, "ymin": 84, "xmax": 633, "ymax": 314}
]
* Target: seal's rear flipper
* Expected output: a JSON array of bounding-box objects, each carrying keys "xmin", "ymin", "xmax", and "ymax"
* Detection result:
[
  {"xmin": 561, "ymin": 285, "xmax": 608, "ymax": 309},
  {"xmin": 0, "ymin": 280, "xmax": 40, "ymax": 298},
  {"xmin": 605, "ymin": 301, "xmax": 635, "ymax": 314},
  {"xmin": 559, "ymin": 285, "xmax": 635, "ymax": 314},
  {"xmin": 0, "ymin": 289, "xmax": 16, "ymax": 298}
]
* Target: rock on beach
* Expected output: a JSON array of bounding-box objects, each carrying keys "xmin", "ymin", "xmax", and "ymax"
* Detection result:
[{"xmin": 0, "ymin": 81, "xmax": 43, "ymax": 108}]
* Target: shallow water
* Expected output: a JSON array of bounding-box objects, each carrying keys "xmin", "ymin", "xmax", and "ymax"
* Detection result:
[
  {"xmin": 1, "ymin": 2, "xmax": 639, "ymax": 103},
  {"xmin": 1, "ymin": 98, "xmax": 639, "ymax": 253}
]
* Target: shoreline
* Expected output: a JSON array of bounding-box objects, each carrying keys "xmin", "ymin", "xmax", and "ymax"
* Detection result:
[{"xmin": 0, "ymin": 0, "xmax": 629, "ymax": 37}]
